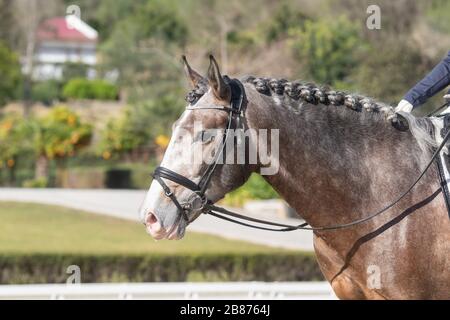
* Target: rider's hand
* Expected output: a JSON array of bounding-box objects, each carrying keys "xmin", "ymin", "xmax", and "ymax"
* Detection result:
[
  {"xmin": 444, "ymin": 94, "xmax": 450, "ymax": 103},
  {"xmin": 388, "ymin": 100, "xmax": 413, "ymax": 130},
  {"xmin": 395, "ymin": 99, "xmax": 413, "ymax": 113}
]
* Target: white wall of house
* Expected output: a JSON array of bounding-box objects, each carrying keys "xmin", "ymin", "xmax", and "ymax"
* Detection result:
[
  {"xmin": 36, "ymin": 41, "xmax": 97, "ymax": 65},
  {"xmin": 33, "ymin": 41, "xmax": 97, "ymax": 80}
]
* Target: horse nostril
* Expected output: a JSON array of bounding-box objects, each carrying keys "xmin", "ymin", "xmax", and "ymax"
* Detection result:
[
  {"xmin": 146, "ymin": 213, "xmax": 158, "ymax": 225},
  {"xmin": 144, "ymin": 212, "xmax": 167, "ymax": 239}
]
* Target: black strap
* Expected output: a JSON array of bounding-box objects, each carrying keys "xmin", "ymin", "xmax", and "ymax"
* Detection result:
[
  {"xmin": 153, "ymin": 167, "xmax": 200, "ymax": 192},
  {"xmin": 197, "ymin": 78, "xmax": 247, "ymax": 194},
  {"xmin": 152, "ymin": 169, "xmax": 192, "ymax": 222},
  {"xmin": 206, "ymin": 205, "xmax": 308, "ymax": 231},
  {"xmin": 225, "ymin": 76, "xmax": 247, "ymax": 114},
  {"xmin": 427, "ymin": 102, "xmax": 449, "ymax": 117},
  {"xmin": 435, "ymin": 156, "xmax": 450, "ymax": 215}
]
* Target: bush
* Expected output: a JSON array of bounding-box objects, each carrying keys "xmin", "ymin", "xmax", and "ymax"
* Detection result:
[
  {"xmin": 0, "ymin": 253, "xmax": 323, "ymax": 284},
  {"xmin": 62, "ymin": 62, "xmax": 89, "ymax": 81},
  {"xmin": 22, "ymin": 177, "xmax": 48, "ymax": 188},
  {"xmin": 264, "ymin": 3, "xmax": 309, "ymax": 42},
  {"xmin": 223, "ymin": 174, "xmax": 279, "ymax": 207},
  {"xmin": 62, "ymin": 78, "xmax": 118, "ymax": 100},
  {"xmin": 35, "ymin": 106, "xmax": 93, "ymax": 160},
  {"xmin": 289, "ymin": 16, "xmax": 362, "ymax": 85},
  {"xmin": 0, "ymin": 114, "xmax": 34, "ymax": 168},
  {"xmin": 98, "ymin": 95, "xmax": 184, "ymax": 157},
  {"xmin": 31, "ymin": 80, "xmax": 61, "ymax": 105},
  {"xmin": 0, "ymin": 167, "xmax": 55, "ymax": 188},
  {"xmin": 353, "ymin": 40, "xmax": 432, "ymax": 105}
]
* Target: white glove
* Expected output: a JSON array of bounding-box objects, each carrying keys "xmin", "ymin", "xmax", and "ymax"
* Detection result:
[
  {"xmin": 395, "ymin": 99, "xmax": 413, "ymax": 113},
  {"xmin": 444, "ymin": 94, "xmax": 450, "ymax": 102}
]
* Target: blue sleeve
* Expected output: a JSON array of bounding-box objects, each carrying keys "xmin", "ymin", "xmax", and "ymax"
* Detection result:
[{"xmin": 404, "ymin": 51, "xmax": 450, "ymax": 108}]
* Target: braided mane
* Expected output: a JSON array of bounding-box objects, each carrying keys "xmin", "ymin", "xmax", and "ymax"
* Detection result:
[
  {"xmin": 184, "ymin": 75, "xmax": 438, "ymax": 164},
  {"xmin": 186, "ymin": 76, "xmax": 395, "ymax": 117}
]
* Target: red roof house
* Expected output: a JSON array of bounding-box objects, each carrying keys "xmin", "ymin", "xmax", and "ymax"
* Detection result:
[{"xmin": 32, "ymin": 15, "xmax": 98, "ymax": 80}]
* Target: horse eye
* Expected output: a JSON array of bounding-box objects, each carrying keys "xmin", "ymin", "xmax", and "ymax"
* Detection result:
[{"xmin": 198, "ymin": 130, "xmax": 215, "ymax": 143}]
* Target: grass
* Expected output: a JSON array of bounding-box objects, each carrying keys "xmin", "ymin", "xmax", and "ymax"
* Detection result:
[{"xmin": 0, "ymin": 202, "xmax": 287, "ymax": 255}]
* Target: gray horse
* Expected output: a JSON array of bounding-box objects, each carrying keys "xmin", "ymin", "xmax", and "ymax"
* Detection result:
[{"xmin": 141, "ymin": 56, "xmax": 450, "ymax": 299}]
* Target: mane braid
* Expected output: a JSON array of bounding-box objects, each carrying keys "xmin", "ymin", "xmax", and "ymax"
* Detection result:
[
  {"xmin": 185, "ymin": 76, "xmax": 395, "ymax": 117},
  {"xmin": 241, "ymin": 76, "xmax": 394, "ymax": 116},
  {"xmin": 183, "ymin": 75, "xmax": 437, "ymax": 159}
]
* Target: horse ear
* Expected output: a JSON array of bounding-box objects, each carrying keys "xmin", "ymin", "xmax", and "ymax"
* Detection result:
[
  {"xmin": 207, "ymin": 55, "xmax": 230, "ymax": 102},
  {"xmin": 182, "ymin": 55, "xmax": 204, "ymax": 88}
]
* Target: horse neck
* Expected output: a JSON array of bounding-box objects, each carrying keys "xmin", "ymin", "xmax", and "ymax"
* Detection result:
[{"xmin": 245, "ymin": 89, "xmax": 438, "ymax": 229}]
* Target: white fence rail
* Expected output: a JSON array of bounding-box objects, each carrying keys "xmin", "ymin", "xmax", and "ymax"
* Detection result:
[{"xmin": 0, "ymin": 282, "xmax": 336, "ymax": 300}]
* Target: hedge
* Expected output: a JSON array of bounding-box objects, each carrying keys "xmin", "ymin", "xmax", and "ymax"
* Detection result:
[
  {"xmin": 0, "ymin": 253, "xmax": 323, "ymax": 284},
  {"xmin": 62, "ymin": 78, "xmax": 118, "ymax": 100}
]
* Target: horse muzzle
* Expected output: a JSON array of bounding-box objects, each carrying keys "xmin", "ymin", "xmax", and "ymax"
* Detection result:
[{"xmin": 144, "ymin": 210, "xmax": 186, "ymax": 240}]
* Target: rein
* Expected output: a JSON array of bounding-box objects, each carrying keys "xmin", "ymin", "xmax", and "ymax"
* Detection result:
[{"xmin": 153, "ymin": 79, "xmax": 450, "ymax": 232}]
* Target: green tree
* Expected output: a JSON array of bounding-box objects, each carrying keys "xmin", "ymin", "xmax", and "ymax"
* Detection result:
[
  {"xmin": 99, "ymin": 0, "xmax": 188, "ymax": 102},
  {"xmin": 0, "ymin": 0, "xmax": 15, "ymax": 47},
  {"xmin": 62, "ymin": 0, "xmax": 147, "ymax": 41},
  {"xmin": 264, "ymin": 2, "xmax": 309, "ymax": 42},
  {"xmin": 289, "ymin": 17, "xmax": 362, "ymax": 86},
  {"xmin": 98, "ymin": 110, "xmax": 146, "ymax": 159},
  {"xmin": 14, "ymin": 0, "xmax": 62, "ymax": 115},
  {"xmin": 426, "ymin": 0, "xmax": 450, "ymax": 33},
  {"xmin": 353, "ymin": 40, "xmax": 432, "ymax": 106},
  {"xmin": 0, "ymin": 41, "xmax": 21, "ymax": 107}
]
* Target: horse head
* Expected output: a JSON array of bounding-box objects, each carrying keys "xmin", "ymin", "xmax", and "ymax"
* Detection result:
[{"xmin": 140, "ymin": 55, "xmax": 255, "ymax": 240}]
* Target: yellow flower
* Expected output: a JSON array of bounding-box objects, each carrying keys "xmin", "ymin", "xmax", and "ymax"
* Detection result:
[
  {"xmin": 102, "ymin": 151, "xmax": 111, "ymax": 160},
  {"xmin": 67, "ymin": 115, "xmax": 77, "ymax": 126},
  {"xmin": 155, "ymin": 134, "xmax": 170, "ymax": 148},
  {"xmin": 71, "ymin": 132, "xmax": 80, "ymax": 144},
  {"xmin": 1, "ymin": 120, "xmax": 13, "ymax": 132}
]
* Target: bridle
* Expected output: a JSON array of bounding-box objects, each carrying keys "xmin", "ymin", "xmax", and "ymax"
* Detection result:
[
  {"xmin": 153, "ymin": 78, "xmax": 450, "ymax": 232},
  {"xmin": 152, "ymin": 76, "xmax": 248, "ymax": 224}
]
